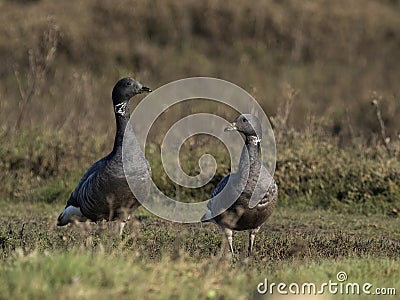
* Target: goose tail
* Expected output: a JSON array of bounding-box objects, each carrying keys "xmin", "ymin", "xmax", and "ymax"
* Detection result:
[
  {"xmin": 57, "ymin": 205, "xmax": 88, "ymax": 226},
  {"xmin": 200, "ymin": 208, "xmax": 216, "ymax": 223}
]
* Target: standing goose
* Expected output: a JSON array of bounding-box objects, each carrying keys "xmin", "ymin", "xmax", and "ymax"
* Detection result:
[
  {"xmin": 57, "ymin": 77, "xmax": 152, "ymax": 232},
  {"xmin": 201, "ymin": 114, "xmax": 278, "ymax": 255}
]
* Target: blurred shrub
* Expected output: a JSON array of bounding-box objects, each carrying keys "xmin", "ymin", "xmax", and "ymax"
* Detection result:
[{"xmin": 1, "ymin": 125, "xmax": 399, "ymax": 215}]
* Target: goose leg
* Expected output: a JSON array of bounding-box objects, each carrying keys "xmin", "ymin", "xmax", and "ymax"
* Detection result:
[
  {"xmin": 119, "ymin": 215, "xmax": 131, "ymax": 236},
  {"xmin": 248, "ymin": 227, "xmax": 260, "ymax": 256},
  {"xmin": 222, "ymin": 227, "xmax": 234, "ymax": 254},
  {"xmin": 119, "ymin": 221, "xmax": 126, "ymax": 236}
]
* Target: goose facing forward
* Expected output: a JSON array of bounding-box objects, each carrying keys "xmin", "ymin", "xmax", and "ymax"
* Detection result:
[
  {"xmin": 57, "ymin": 77, "xmax": 152, "ymax": 228},
  {"xmin": 201, "ymin": 114, "xmax": 278, "ymax": 255}
]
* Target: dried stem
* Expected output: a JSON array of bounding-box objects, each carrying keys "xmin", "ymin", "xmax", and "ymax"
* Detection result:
[
  {"xmin": 371, "ymin": 94, "xmax": 391, "ymax": 155},
  {"xmin": 14, "ymin": 19, "xmax": 58, "ymax": 131},
  {"xmin": 271, "ymin": 82, "xmax": 299, "ymax": 135}
]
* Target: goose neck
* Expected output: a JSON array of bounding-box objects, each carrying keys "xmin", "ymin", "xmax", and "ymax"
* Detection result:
[
  {"xmin": 238, "ymin": 136, "xmax": 261, "ymax": 174},
  {"xmin": 113, "ymin": 102, "xmax": 131, "ymax": 151}
]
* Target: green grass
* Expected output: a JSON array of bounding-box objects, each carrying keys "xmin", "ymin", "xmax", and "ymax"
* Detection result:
[
  {"xmin": 0, "ymin": 204, "xmax": 399, "ymax": 299},
  {"xmin": 1, "ymin": 251, "xmax": 258, "ymax": 300},
  {"xmin": 1, "ymin": 252, "xmax": 398, "ymax": 300}
]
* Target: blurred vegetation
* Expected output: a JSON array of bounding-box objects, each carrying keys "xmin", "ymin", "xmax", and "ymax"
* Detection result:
[
  {"xmin": 0, "ymin": 0, "xmax": 399, "ymax": 213},
  {"xmin": 0, "ymin": 0, "xmax": 399, "ymax": 138},
  {"xmin": 1, "ymin": 127, "xmax": 400, "ymax": 216}
]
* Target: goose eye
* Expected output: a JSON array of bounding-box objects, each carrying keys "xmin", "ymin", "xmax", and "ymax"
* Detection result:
[{"xmin": 243, "ymin": 118, "xmax": 247, "ymax": 123}]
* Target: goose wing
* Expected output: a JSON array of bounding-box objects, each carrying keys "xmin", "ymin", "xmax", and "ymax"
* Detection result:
[
  {"xmin": 65, "ymin": 157, "xmax": 107, "ymax": 208},
  {"xmin": 248, "ymin": 166, "xmax": 278, "ymax": 209}
]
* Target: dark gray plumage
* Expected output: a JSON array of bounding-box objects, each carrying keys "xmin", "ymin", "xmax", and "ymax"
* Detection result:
[
  {"xmin": 57, "ymin": 77, "xmax": 152, "ymax": 232},
  {"xmin": 201, "ymin": 114, "xmax": 278, "ymax": 255}
]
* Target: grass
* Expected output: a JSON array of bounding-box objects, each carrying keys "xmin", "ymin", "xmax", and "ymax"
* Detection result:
[
  {"xmin": 2, "ymin": 126, "xmax": 400, "ymax": 212},
  {"xmin": 1, "ymin": 204, "xmax": 399, "ymax": 299},
  {"xmin": 0, "ymin": 126, "xmax": 399, "ymax": 300},
  {"xmin": 1, "ymin": 253, "xmax": 398, "ymax": 300},
  {"xmin": 1, "ymin": 124, "xmax": 399, "ymax": 300}
]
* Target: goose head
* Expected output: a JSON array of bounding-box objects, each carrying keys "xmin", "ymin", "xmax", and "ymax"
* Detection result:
[
  {"xmin": 112, "ymin": 77, "xmax": 151, "ymax": 114},
  {"xmin": 225, "ymin": 114, "xmax": 262, "ymax": 140}
]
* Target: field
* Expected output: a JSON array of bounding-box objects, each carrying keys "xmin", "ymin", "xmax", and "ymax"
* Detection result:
[{"xmin": 1, "ymin": 0, "xmax": 400, "ymax": 299}]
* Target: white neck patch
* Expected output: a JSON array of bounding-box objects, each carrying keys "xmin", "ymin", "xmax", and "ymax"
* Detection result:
[
  {"xmin": 249, "ymin": 136, "xmax": 261, "ymax": 145},
  {"xmin": 114, "ymin": 102, "xmax": 127, "ymax": 115}
]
